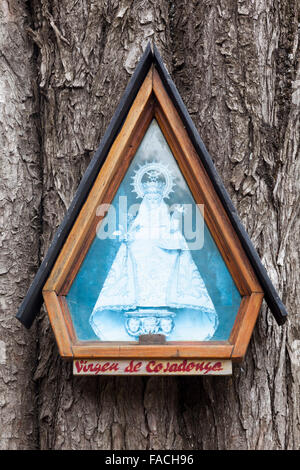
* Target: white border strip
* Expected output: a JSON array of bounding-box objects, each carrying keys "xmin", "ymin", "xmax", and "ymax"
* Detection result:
[{"xmin": 73, "ymin": 359, "xmax": 232, "ymax": 376}]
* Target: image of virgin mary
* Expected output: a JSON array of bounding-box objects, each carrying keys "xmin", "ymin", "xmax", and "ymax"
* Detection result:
[{"xmin": 89, "ymin": 162, "xmax": 218, "ymax": 341}]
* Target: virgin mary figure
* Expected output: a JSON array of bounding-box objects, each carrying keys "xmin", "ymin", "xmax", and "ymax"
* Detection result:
[{"xmin": 89, "ymin": 162, "xmax": 218, "ymax": 341}]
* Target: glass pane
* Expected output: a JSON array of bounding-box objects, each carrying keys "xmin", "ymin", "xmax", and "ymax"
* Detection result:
[{"xmin": 66, "ymin": 120, "xmax": 241, "ymax": 341}]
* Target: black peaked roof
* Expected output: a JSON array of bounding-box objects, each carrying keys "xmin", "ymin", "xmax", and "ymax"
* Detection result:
[{"xmin": 16, "ymin": 43, "xmax": 288, "ymax": 328}]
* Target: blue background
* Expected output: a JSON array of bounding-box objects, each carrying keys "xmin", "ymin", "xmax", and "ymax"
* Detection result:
[{"xmin": 66, "ymin": 120, "xmax": 241, "ymax": 341}]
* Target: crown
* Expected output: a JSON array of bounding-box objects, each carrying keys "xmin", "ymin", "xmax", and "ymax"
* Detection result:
[
  {"xmin": 142, "ymin": 180, "xmax": 165, "ymax": 194},
  {"xmin": 131, "ymin": 161, "xmax": 175, "ymax": 199}
]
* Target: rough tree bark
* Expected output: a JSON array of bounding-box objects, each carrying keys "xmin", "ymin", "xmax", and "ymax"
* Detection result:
[
  {"xmin": 0, "ymin": 0, "xmax": 41, "ymax": 449},
  {"xmin": 0, "ymin": 0, "xmax": 299, "ymax": 450}
]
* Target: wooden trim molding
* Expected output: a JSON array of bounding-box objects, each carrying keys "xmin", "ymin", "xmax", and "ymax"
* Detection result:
[
  {"xmin": 17, "ymin": 44, "xmax": 287, "ymax": 333},
  {"xmin": 230, "ymin": 293, "xmax": 264, "ymax": 361},
  {"xmin": 72, "ymin": 342, "xmax": 234, "ymax": 359},
  {"xmin": 153, "ymin": 69, "xmax": 262, "ymax": 296},
  {"xmin": 42, "ymin": 63, "xmax": 264, "ymax": 363},
  {"xmin": 44, "ymin": 67, "xmax": 154, "ymax": 294},
  {"xmin": 43, "ymin": 291, "xmax": 73, "ymax": 358}
]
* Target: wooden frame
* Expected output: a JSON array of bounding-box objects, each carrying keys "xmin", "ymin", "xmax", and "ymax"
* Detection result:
[{"xmin": 43, "ymin": 65, "xmax": 264, "ymax": 363}]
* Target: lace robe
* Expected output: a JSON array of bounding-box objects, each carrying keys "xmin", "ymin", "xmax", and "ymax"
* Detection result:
[{"xmin": 90, "ymin": 195, "xmax": 218, "ymax": 340}]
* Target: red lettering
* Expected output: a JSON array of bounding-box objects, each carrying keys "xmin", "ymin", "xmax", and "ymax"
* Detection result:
[
  {"xmin": 93, "ymin": 363, "xmax": 102, "ymax": 374},
  {"xmin": 203, "ymin": 362, "xmax": 213, "ymax": 375},
  {"xmin": 124, "ymin": 360, "xmax": 142, "ymax": 373},
  {"xmin": 194, "ymin": 362, "xmax": 205, "ymax": 372},
  {"xmin": 146, "ymin": 360, "xmax": 156, "ymax": 373},
  {"xmin": 193, "ymin": 361, "xmax": 213, "ymax": 374},
  {"xmin": 177, "ymin": 360, "xmax": 187, "ymax": 372},
  {"xmin": 75, "ymin": 359, "xmax": 224, "ymax": 376},
  {"xmin": 154, "ymin": 363, "xmax": 163, "ymax": 373},
  {"xmin": 212, "ymin": 362, "xmax": 223, "ymax": 372},
  {"xmin": 133, "ymin": 362, "xmax": 142, "ymax": 372},
  {"xmin": 74, "ymin": 360, "xmax": 84, "ymax": 373},
  {"xmin": 124, "ymin": 360, "xmax": 135, "ymax": 372},
  {"xmin": 169, "ymin": 363, "xmax": 178, "ymax": 373},
  {"xmin": 186, "ymin": 362, "xmax": 195, "ymax": 372},
  {"xmin": 87, "ymin": 361, "xmax": 120, "ymax": 375},
  {"xmin": 146, "ymin": 361, "xmax": 163, "ymax": 373},
  {"xmin": 82, "ymin": 361, "xmax": 90, "ymax": 373}
]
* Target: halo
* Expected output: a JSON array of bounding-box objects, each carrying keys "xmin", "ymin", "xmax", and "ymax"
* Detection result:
[{"xmin": 131, "ymin": 162, "xmax": 175, "ymax": 199}]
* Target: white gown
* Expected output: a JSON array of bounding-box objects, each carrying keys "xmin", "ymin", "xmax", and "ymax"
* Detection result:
[{"xmin": 90, "ymin": 195, "xmax": 218, "ymax": 340}]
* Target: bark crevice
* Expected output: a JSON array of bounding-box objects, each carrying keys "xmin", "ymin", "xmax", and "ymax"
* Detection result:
[{"xmin": 1, "ymin": 0, "xmax": 298, "ymax": 450}]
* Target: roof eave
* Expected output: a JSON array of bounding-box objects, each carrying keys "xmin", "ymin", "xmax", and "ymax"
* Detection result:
[{"xmin": 16, "ymin": 42, "xmax": 288, "ymax": 328}]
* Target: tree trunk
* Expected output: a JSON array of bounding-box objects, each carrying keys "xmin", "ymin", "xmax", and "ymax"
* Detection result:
[
  {"xmin": 1, "ymin": 0, "xmax": 299, "ymax": 450},
  {"xmin": 0, "ymin": 0, "xmax": 41, "ymax": 450}
]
